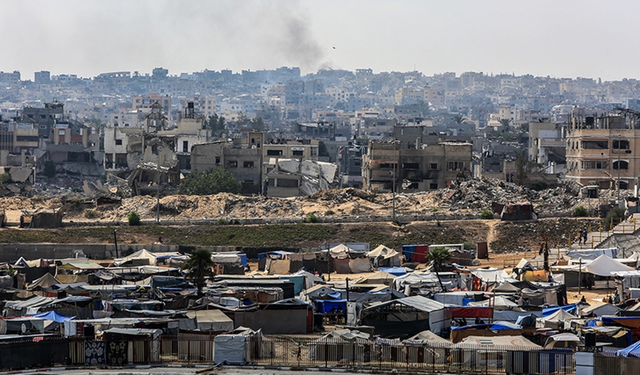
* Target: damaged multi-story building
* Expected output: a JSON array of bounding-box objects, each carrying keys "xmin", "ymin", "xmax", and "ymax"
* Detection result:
[
  {"xmin": 104, "ymin": 101, "xmax": 211, "ymax": 196},
  {"xmin": 362, "ymin": 125, "xmax": 473, "ymax": 192},
  {"xmin": 565, "ymin": 109, "xmax": 640, "ymax": 191}
]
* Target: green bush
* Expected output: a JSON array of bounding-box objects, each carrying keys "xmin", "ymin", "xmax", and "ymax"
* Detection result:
[
  {"xmin": 217, "ymin": 218, "xmax": 228, "ymax": 225},
  {"xmin": 127, "ymin": 211, "xmax": 141, "ymax": 226},
  {"xmin": 430, "ymin": 207, "xmax": 439, "ymax": 212},
  {"xmin": 604, "ymin": 207, "xmax": 626, "ymax": 228},
  {"xmin": 306, "ymin": 213, "xmax": 318, "ymax": 223},
  {"xmin": 480, "ymin": 209, "xmax": 494, "ymax": 219},
  {"xmin": 572, "ymin": 205, "xmax": 587, "ymax": 217}
]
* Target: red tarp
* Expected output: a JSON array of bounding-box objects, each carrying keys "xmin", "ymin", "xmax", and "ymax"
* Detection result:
[{"xmin": 448, "ymin": 307, "xmax": 494, "ymax": 318}]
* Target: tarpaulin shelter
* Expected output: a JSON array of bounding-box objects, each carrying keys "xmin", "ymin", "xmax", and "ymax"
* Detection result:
[
  {"xmin": 29, "ymin": 311, "xmax": 75, "ymax": 323},
  {"xmin": 405, "ymin": 330, "xmax": 452, "ymax": 347},
  {"xmin": 470, "ymin": 268, "xmax": 514, "ymax": 284},
  {"xmin": 186, "ymin": 309, "xmax": 234, "ymax": 332},
  {"xmin": 447, "ymin": 306, "xmax": 494, "ymax": 319},
  {"xmin": 455, "ymin": 335, "xmax": 541, "ymax": 349},
  {"xmin": 402, "ymin": 244, "xmax": 430, "ymax": 263},
  {"xmin": 366, "ymin": 245, "xmax": 402, "ymax": 267},
  {"xmin": 379, "ymin": 266, "xmax": 408, "ymax": 276},
  {"xmin": 493, "ymin": 281, "xmax": 521, "ymax": 293},
  {"xmin": 361, "ymin": 295, "xmax": 447, "ymax": 337},
  {"xmin": 616, "ymin": 340, "xmax": 640, "ymax": 357},
  {"xmin": 538, "ymin": 309, "xmax": 578, "ymax": 330},
  {"xmin": 26, "ymin": 273, "xmax": 60, "ymax": 290},
  {"xmin": 468, "ymin": 296, "xmax": 518, "ymax": 308},
  {"xmin": 585, "ymin": 255, "xmax": 634, "ymax": 276},
  {"xmin": 542, "ymin": 304, "xmax": 578, "ymax": 317},
  {"xmin": 543, "ymin": 333, "xmax": 583, "ymax": 349},
  {"xmin": 357, "ymin": 270, "xmax": 397, "ymax": 286}
]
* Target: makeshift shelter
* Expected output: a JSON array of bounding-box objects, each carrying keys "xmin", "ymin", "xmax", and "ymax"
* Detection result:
[
  {"xmin": 538, "ymin": 309, "xmax": 578, "ymax": 330},
  {"xmin": 468, "ymin": 296, "xmax": 518, "ymax": 308},
  {"xmin": 361, "ymin": 295, "xmax": 447, "ymax": 337},
  {"xmin": 114, "ymin": 249, "xmax": 158, "ymax": 266},
  {"xmin": 543, "ymin": 333, "xmax": 583, "ymax": 349},
  {"xmin": 616, "ymin": 340, "xmax": 640, "ymax": 357},
  {"xmin": 581, "ymin": 302, "xmax": 620, "ymax": 317},
  {"xmin": 358, "ymin": 270, "xmax": 396, "ymax": 286},
  {"xmin": 186, "ymin": 310, "xmax": 233, "ymax": 332},
  {"xmin": 367, "ymin": 245, "xmax": 402, "ymax": 267},
  {"xmin": 585, "ymin": 255, "xmax": 634, "ymax": 276},
  {"xmin": 493, "ymin": 281, "xmax": 522, "ymax": 293},
  {"xmin": 308, "ymin": 329, "xmax": 373, "ymax": 362},
  {"xmin": 26, "ymin": 273, "xmax": 60, "ymax": 290},
  {"xmin": 450, "ymin": 322, "xmax": 523, "ymax": 343},
  {"xmin": 402, "ymin": 244, "xmax": 430, "ymax": 263},
  {"xmin": 405, "ymin": 330, "xmax": 452, "ymax": 347},
  {"xmin": 455, "ymin": 335, "xmax": 540, "ymax": 349}
]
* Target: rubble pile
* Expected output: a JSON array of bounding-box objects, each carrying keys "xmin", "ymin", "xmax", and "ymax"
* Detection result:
[{"xmin": 2, "ymin": 177, "xmax": 634, "ymax": 223}]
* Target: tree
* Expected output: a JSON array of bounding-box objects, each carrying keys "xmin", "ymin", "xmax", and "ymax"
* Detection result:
[
  {"xmin": 427, "ymin": 247, "xmax": 452, "ymax": 292},
  {"xmin": 208, "ymin": 114, "xmax": 226, "ymax": 137},
  {"xmin": 453, "ymin": 114, "xmax": 466, "ymax": 124},
  {"xmin": 498, "ymin": 118, "xmax": 511, "ymax": 128},
  {"xmin": 514, "ymin": 151, "xmax": 542, "ymax": 186},
  {"xmin": 43, "ymin": 160, "xmax": 56, "ymax": 178},
  {"xmin": 178, "ymin": 168, "xmax": 242, "ymax": 195},
  {"xmin": 318, "ymin": 141, "xmax": 330, "ymax": 158},
  {"xmin": 182, "ymin": 248, "xmax": 215, "ymax": 297}
]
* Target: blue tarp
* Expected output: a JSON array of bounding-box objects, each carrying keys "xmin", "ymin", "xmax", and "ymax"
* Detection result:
[
  {"xmin": 314, "ymin": 299, "xmax": 347, "ymax": 314},
  {"xmin": 616, "ymin": 340, "xmax": 640, "ymax": 357},
  {"xmin": 542, "ymin": 304, "xmax": 577, "ymax": 317},
  {"xmin": 451, "ymin": 322, "xmax": 521, "ymax": 331},
  {"xmin": 30, "ymin": 311, "xmax": 75, "ymax": 323},
  {"xmin": 379, "ymin": 267, "xmax": 407, "ymax": 276}
]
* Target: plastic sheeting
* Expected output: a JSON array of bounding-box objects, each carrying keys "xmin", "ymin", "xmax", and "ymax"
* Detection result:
[{"xmin": 214, "ymin": 334, "xmax": 246, "ymax": 364}]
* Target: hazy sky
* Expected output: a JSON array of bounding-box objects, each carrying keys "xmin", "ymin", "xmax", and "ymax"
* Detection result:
[{"xmin": 1, "ymin": 0, "xmax": 637, "ymax": 81}]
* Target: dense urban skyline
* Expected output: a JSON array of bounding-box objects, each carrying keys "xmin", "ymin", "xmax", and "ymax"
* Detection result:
[{"xmin": 1, "ymin": 0, "xmax": 638, "ymax": 81}]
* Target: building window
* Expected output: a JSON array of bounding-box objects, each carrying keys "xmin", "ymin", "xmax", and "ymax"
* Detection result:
[
  {"xmin": 115, "ymin": 139, "xmax": 122, "ymax": 146},
  {"xmin": 183, "ymin": 141, "xmax": 189, "ymax": 152},
  {"xmin": 292, "ymin": 150, "xmax": 304, "ymax": 156},
  {"xmin": 430, "ymin": 183, "xmax": 438, "ymax": 189},
  {"xmin": 613, "ymin": 160, "xmax": 629, "ymax": 170},
  {"xmin": 267, "ymin": 149, "xmax": 283, "ymax": 156},
  {"xmin": 582, "ymin": 161, "xmax": 608, "ymax": 170},
  {"xmin": 215, "ymin": 157, "xmax": 221, "ymax": 166},
  {"xmin": 227, "ymin": 160, "xmax": 237, "ymax": 168},
  {"xmin": 581, "ymin": 140, "xmax": 608, "ymax": 149},
  {"xmin": 403, "ymin": 162, "xmax": 419, "ymax": 169},
  {"xmin": 447, "ymin": 161, "xmax": 466, "ymax": 171},
  {"xmin": 613, "ymin": 139, "xmax": 630, "ymax": 150},
  {"xmin": 429, "ymin": 163, "xmax": 438, "ymax": 170},
  {"xmin": 243, "ymin": 161, "xmax": 254, "ymax": 168}
]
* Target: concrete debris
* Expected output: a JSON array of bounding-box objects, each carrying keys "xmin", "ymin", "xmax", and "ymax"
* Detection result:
[{"xmin": 1, "ymin": 177, "xmax": 635, "ymax": 223}]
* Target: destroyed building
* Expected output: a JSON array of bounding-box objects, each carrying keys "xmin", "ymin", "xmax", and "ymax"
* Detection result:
[
  {"xmin": 191, "ymin": 132, "xmax": 264, "ymax": 195},
  {"xmin": 362, "ymin": 125, "xmax": 473, "ymax": 192}
]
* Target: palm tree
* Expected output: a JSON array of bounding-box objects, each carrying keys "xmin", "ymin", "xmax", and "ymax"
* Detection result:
[
  {"xmin": 453, "ymin": 114, "xmax": 467, "ymax": 124},
  {"xmin": 183, "ymin": 248, "xmax": 215, "ymax": 296},
  {"xmin": 427, "ymin": 247, "xmax": 452, "ymax": 292}
]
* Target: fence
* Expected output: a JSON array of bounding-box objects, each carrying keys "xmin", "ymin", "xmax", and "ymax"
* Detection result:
[
  {"xmin": 593, "ymin": 351, "xmax": 640, "ymax": 375},
  {"xmin": 3, "ymin": 334, "xmax": 577, "ymax": 374}
]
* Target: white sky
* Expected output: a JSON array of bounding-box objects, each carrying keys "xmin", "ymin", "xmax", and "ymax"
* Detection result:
[{"xmin": 1, "ymin": 0, "xmax": 636, "ymax": 81}]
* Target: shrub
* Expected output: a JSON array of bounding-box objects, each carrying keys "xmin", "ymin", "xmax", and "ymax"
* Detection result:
[
  {"xmin": 480, "ymin": 209, "xmax": 494, "ymax": 219},
  {"xmin": 217, "ymin": 218, "xmax": 228, "ymax": 225},
  {"xmin": 430, "ymin": 207, "xmax": 439, "ymax": 212},
  {"xmin": 604, "ymin": 207, "xmax": 626, "ymax": 228},
  {"xmin": 127, "ymin": 211, "xmax": 141, "ymax": 226},
  {"xmin": 572, "ymin": 205, "xmax": 587, "ymax": 217},
  {"xmin": 306, "ymin": 213, "xmax": 318, "ymax": 223},
  {"xmin": 84, "ymin": 209, "xmax": 97, "ymax": 219}
]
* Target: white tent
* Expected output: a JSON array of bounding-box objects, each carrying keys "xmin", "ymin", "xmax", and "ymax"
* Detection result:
[
  {"xmin": 366, "ymin": 245, "xmax": 402, "ymax": 267},
  {"xmin": 584, "ymin": 255, "xmax": 634, "ymax": 277},
  {"xmin": 470, "ymin": 268, "xmax": 515, "ymax": 283},
  {"xmin": 537, "ymin": 308, "xmax": 577, "ymax": 330},
  {"xmin": 329, "ymin": 244, "xmax": 355, "ymax": 259},
  {"xmin": 114, "ymin": 249, "xmax": 157, "ymax": 266}
]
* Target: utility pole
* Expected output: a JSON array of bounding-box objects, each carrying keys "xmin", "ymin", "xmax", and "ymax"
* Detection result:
[
  {"xmin": 392, "ymin": 140, "xmax": 398, "ymax": 221},
  {"xmin": 617, "ymin": 134, "xmax": 621, "ymax": 201},
  {"xmin": 113, "ymin": 229, "xmax": 119, "ymax": 259},
  {"xmin": 156, "ymin": 145, "xmax": 162, "ymax": 224}
]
